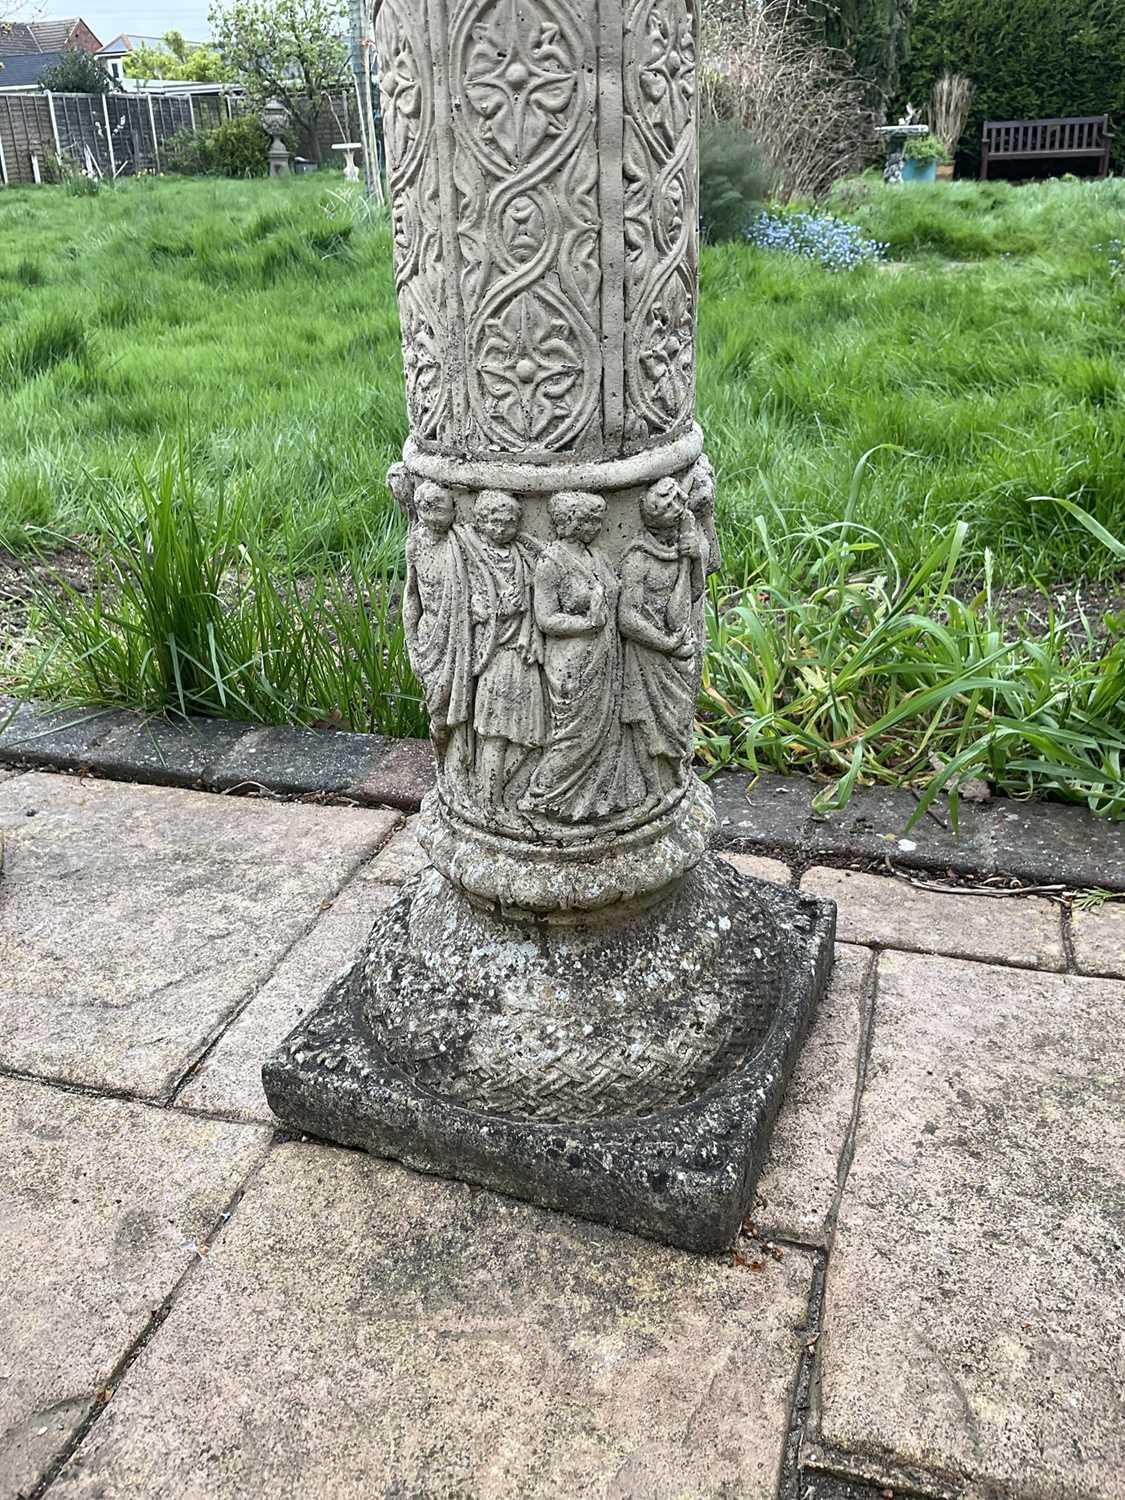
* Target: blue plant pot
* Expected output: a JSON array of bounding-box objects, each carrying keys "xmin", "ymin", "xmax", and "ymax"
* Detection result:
[{"xmin": 902, "ymin": 158, "xmax": 938, "ymax": 184}]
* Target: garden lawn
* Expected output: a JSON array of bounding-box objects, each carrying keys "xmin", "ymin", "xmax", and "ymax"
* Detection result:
[{"xmin": 1, "ymin": 173, "xmax": 1123, "ymax": 814}]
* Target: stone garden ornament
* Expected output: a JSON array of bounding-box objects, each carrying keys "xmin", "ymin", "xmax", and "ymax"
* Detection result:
[{"xmin": 264, "ymin": 0, "xmax": 835, "ymax": 1251}]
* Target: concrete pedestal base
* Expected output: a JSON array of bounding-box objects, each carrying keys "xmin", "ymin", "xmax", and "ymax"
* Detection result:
[{"xmin": 263, "ymin": 857, "xmax": 835, "ymax": 1251}]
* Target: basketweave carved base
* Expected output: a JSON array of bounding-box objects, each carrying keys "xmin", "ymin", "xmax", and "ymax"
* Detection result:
[{"xmin": 263, "ymin": 856, "xmax": 835, "ymax": 1252}]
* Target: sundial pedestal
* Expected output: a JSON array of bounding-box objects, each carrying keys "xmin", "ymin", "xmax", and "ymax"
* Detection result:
[{"xmin": 263, "ymin": 0, "xmax": 835, "ymax": 1251}]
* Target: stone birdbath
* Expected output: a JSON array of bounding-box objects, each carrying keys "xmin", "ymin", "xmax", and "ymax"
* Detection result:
[
  {"xmin": 263, "ymin": 0, "xmax": 836, "ymax": 1253},
  {"xmin": 876, "ymin": 123, "xmax": 930, "ymax": 185},
  {"xmin": 260, "ymin": 97, "xmax": 291, "ymax": 178},
  {"xmin": 332, "ymin": 141, "xmax": 363, "ymax": 183}
]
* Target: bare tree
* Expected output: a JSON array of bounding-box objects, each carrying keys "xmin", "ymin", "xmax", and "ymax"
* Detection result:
[{"xmin": 700, "ymin": 0, "xmax": 875, "ymax": 201}]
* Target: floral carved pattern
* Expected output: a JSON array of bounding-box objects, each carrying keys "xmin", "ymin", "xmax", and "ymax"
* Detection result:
[
  {"xmin": 622, "ymin": 0, "xmax": 698, "ymax": 443},
  {"xmin": 376, "ymin": 0, "xmax": 450, "ymax": 442},
  {"xmin": 450, "ymin": 0, "xmax": 602, "ymax": 455}
]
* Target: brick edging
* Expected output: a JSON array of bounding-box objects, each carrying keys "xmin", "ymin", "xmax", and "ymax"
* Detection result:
[{"xmin": 2, "ymin": 698, "xmax": 1123, "ymax": 892}]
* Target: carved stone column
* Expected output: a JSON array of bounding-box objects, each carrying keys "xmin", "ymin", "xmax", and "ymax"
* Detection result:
[
  {"xmin": 378, "ymin": 0, "xmax": 716, "ymax": 917},
  {"xmin": 264, "ymin": 0, "xmax": 835, "ymax": 1252}
]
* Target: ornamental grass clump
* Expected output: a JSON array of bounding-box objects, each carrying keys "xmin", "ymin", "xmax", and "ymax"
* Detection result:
[{"xmin": 745, "ymin": 210, "xmax": 886, "ymax": 270}]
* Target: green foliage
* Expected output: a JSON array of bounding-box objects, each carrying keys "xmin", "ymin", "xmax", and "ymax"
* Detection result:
[
  {"xmin": 698, "ymin": 125, "xmax": 772, "ymax": 243},
  {"xmin": 3, "ymin": 175, "xmax": 1125, "ymax": 816},
  {"xmin": 164, "ymin": 116, "xmax": 270, "ymax": 177},
  {"xmin": 904, "ymin": 132, "xmax": 950, "ymax": 164},
  {"xmin": 699, "ymin": 478, "xmax": 1125, "ymax": 819},
  {"xmin": 796, "ymin": 0, "xmax": 911, "ymax": 106},
  {"xmin": 900, "ymin": 0, "xmax": 1125, "ymax": 170},
  {"xmin": 36, "ymin": 49, "xmax": 112, "ymax": 93},
  {"xmin": 209, "ymin": 0, "xmax": 349, "ymax": 161},
  {"xmin": 123, "ymin": 36, "xmax": 231, "ymax": 82},
  {"xmin": 23, "ymin": 458, "xmax": 425, "ymax": 736}
]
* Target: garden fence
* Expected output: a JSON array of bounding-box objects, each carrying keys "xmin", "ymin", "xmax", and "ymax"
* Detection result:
[{"xmin": 0, "ymin": 88, "xmax": 361, "ymax": 187}]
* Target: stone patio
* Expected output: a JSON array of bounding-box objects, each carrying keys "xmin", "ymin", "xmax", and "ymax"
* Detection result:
[{"xmin": 1, "ymin": 768, "xmax": 1122, "ymax": 1499}]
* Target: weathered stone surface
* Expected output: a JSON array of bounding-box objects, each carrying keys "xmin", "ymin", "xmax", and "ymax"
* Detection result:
[
  {"xmin": 92, "ymin": 713, "xmax": 252, "ymax": 788},
  {"xmin": 51, "ymin": 1145, "xmax": 815, "ymax": 1499},
  {"xmin": 989, "ymin": 798, "xmax": 1125, "ymax": 893},
  {"xmin": 273, "ymin": 0, "xmax": 829, "ymax": 1251},
  {"xmin": 719, "ymin": 850, "xmax": 791, "ymax": 885},
  {"xmin": 349, "ymin": 736, "xmax": 436, "ymax": 811},
  {"xmin": 206, "ymin": 724, "xmax": 386, "ymax": 797},
  {"xmin": 753, "ymin": 945, "xmax": 873, "ymax": 1245},
  {"xmin": 710, "ymin": 772, "xmax": 818, "ymax": 849},
  {"xmin": 177, "ymin": 890, "xmax": 399, "ymax": 1123},
  {"xmin": 0, "ymin": 773, "xmax": 398, "ymax": 1097},
  {"xmin": 335, "ymin": 814, "xmax": 431, "ymax": 897},
  {"xmin": 802, "ymin": 866, "xmax": 1065, "ymax": 969},
  {"xmin": 0, "ymin": 698, "xmax": 129, "ymax": 772},
  {"xmin": 265, "ymin": 857, "xmax": 835, "ymax": 1251},
  {"xmin": 1071, "ymin": 900, "xmax": 1125, "ymax": 978},
  {"xmin": 820, "ymin": 950, "xmax": 1125, "ymax": 1496},
  {"xmin": 0, "ymin": 1077, "xmax": 269, "ymax": 1499},
  {"xmin": 807, "ymin": 786, "xmax": 990, "ymax": 875}
]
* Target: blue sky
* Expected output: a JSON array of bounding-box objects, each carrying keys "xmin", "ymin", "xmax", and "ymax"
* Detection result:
[{"xmin": 13, "ymin": 0, "xmax": 213, "ymax": 43}]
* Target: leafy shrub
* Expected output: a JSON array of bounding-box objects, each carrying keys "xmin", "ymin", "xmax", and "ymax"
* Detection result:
[
  {"xmin": 905, "ymin": 132, "xmax": 951, "ymax": 164},
  {"xmin": 745, "ymin": 210, "xmax": 886, "ymax": 270},
  {"xmin": 901, "ymin": 0, "xmax": 1125, "ymax": 171},
  {"xmin": 36, "ymin": 50, "xmax": 112, "ymax": 92},
  {"xmin": 699, "ymin": 125, "xmax": 772, "ymax": 243},
  {"xmin": 164, "ymin": 115, "xmax": 269, "ymax": 178}
]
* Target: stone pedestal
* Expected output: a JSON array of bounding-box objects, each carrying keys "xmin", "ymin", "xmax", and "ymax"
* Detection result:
[
  {"xmin": 876, "ymin": 123, "xmax": 930, "ymax": 184},
  {"xmin": 261, "ymin": 98, "xmax": 291, "ymax": 178},
  {"xmin": 264, "ymin": 0, "xmax": 835, "ymax": 1251}
]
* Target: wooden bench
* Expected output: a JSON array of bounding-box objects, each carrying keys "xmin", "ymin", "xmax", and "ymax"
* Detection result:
[{"xmin": 980, "ymin": 115, "xmax": 1113, "ymax": 179}]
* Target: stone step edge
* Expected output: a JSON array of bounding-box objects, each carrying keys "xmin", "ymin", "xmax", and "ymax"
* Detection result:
[{"xmin": 1, "ymin": 697, "xmax": 1122, "ymax": 893}]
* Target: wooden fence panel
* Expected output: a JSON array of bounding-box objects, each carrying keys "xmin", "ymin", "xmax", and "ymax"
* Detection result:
[{"xmin": 0, "ymin": 93, "xmax": 54, "ymax": 185}]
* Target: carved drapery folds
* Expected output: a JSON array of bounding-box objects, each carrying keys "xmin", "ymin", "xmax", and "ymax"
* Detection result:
[
  {"xmin": 399, "ymin": 460, "xmax": 717, "ymax": 851},
  {"xmin": 380, "ymin": 0, "xmax": 713, "ymax": 910}
]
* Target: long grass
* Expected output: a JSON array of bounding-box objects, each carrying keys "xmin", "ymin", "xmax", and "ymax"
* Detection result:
[
  {"xmin": 2, "ymin": 174, "xmax": 1124, "ymax": 580},
  {"xmin": 3, "ymin": 173, "xmax": 1124, "ymax": 813},
  {"xmin": 15, "ymin": 456, "xmax": 1125, "ymax": 817},
  {"xmin": 23, "ymin": 459, "xmax": 425, "ymax": 738}
]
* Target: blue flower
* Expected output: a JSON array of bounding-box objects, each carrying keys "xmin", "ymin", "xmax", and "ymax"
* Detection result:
[{"xmin": 744, "ymin": 210, "xmax": 886, "ymax": 271}]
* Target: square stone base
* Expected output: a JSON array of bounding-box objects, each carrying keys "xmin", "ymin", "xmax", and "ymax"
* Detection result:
[{"xmin": 263, "ymin": 865, "xmax": 835, "ymax": 1253}]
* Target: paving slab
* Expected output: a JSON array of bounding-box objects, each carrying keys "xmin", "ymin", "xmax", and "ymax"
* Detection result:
[
  {"xmin": 989, "ymin": 799, "xmax": 1125, "ymax": 893},
  {"xmin": 710, "ymin": 771, "xmax": 818, "ymax": 849},
  {"xmin": 819, "ymin": 950, "xmax": 1125, "ymax": 1498},
  {"xmin": 719, "ymin": 850, "xmax": 792, "ymax": 885},
  {"xmin": 205, "ymin": 724, "xmax": 386, "ymax": 797},
  {"xmin": 177, "ymin": 889, "xmax": 399, "ymax": 1123},
  {"xmin": 0, "ymin": 699, "xmax": 130, "ymax": 773},
  {"xmin": 335, "ymin": 814, "xmax": 431, "ymax": 899},
  {"xmin": 350, "ymin": 736, "xmax": 436, "ymax": 811},
  {"xmin": 0, "ymin": 1077, "xmax": 269, "ymax": 1499},
  {"xmin": 91, "ymin": 714, "xmax": 253, "ymax": 789},
  {"xmin": 752, "ymin": 945, "xmax": 873, "ymax": 1245},
  {"xmin": 52, "ymin": 1144, "xmax": 815, "ymax": 1499},
  {"xmin": 1071, "ymin": 900, "xmax": 1125, "ymax": 978},
  {"xmin": 0, "ymin": 774, "xmax": 399, "ymax": 1098},
  {"xmin": 802, "ymin": 866, "xmax": 1065, "ymax": 970},
  {"xmin": 806, "ymin": 786, "xmax": 991, "ymax": 876}
]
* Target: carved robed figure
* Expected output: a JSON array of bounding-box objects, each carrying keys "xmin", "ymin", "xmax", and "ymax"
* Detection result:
[{"xmin": 263, "ymin": 0, "xmax": 836, "ymax": 1255}]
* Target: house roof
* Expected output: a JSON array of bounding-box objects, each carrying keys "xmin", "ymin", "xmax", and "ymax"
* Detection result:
[
  {"xmin": 96, "ymin": 32, "xmax": 206, "ymax": 55},
  {"xmin": 0, "ymin": 48, "xmax": 70, "ymax": 85},
  {"xmin": 0, "ymin": 18, "xmax": 93, "ymax": 55}
]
